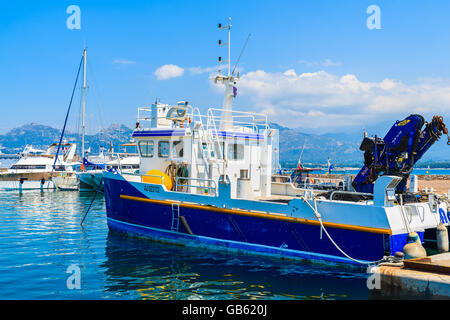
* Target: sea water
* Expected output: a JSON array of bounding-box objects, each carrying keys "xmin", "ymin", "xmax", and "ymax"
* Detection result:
[{"xmin": 0, "ymin": 190, "xmax": 372, "ymax": 300}]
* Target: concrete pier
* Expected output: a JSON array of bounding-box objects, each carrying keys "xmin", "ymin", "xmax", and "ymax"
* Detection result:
[{"xmin": 370, "ymin": 253, "xmax": 450, "ymax": 299}]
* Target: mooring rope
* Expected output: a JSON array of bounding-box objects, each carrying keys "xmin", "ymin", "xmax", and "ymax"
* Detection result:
[
  {"xmin": 300, "ymin": 196, "xmax": 388, "ymax": 265},
  {"xmin": 81, "ymin": 177, "xmax": 104, "ymax": 226}
]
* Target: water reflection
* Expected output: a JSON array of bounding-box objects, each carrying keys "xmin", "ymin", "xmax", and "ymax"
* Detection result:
[
  {"xmin": 0, "ymin": 189, "xmax": 371, "ymax": 300},
  {"xmin": 102, "ymin": 232, "xmax": 370, "ymax": 300}
]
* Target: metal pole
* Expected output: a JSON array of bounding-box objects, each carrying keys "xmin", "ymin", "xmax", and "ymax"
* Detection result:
[
  {"xmin": 228, "ymin": 17, "xmax": 231, "ymax": 77},
  {"xmin": 81, "ymin": 48, "xmax": 87, "ymax": 161}
]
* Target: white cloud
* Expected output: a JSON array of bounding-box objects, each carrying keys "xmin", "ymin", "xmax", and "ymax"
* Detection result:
[
  {"xmin": 298, "ymin": 59, "xmax": 342, "ymax": 67},
  {"xmin": 113, "ymin": 58, "xmax": 136, "ymax": 65},
  {"xmin": 237, "ymin": 69, "xmax": 450, "ymax": 130},
  {"xmin": 188, "ymin": 66, "xmax": 218, "ymax": 75},
  {"xmin": 154, "ymin": 64, "xmax": 184, "ymax": 80}
]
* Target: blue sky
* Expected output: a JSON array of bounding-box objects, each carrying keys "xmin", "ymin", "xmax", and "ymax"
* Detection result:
[{"xmin": 1, "ymin": 0, "xmax": 450, "ymax": 140}]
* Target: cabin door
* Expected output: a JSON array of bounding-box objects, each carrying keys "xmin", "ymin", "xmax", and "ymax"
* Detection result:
[{"xmin": 250, "ymin": 143, "xmax": 261, "ymax": 192}]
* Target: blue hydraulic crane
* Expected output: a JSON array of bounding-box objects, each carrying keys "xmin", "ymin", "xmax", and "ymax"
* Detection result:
[{"xmin": 352, "ymin": 114, "xmax": 450, "ymax": 194}]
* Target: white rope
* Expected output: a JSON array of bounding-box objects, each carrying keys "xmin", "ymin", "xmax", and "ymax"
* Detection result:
[{"xmin": 301, "ymin": 196, "xmax": 385, "ymax": 265}]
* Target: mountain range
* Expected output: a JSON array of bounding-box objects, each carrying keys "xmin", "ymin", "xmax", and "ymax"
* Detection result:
[
  {"xmin": 0, "ymin": 123, "xmax": 134, "ymax": 155},
  {"xmin": 0, "ymin": 122, "xmax": 448, "ymax": 166}
]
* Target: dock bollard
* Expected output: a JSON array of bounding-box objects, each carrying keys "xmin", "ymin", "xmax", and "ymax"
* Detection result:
[
  {"xmin": 402, "ymin": 232, "xmax": 427, "ymax": 260},
  {"xmin": 437, "ymin": 223, "xmax": 449, "ymax": 253}
]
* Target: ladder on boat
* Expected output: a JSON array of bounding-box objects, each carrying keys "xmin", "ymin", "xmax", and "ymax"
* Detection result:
[
  {"xmin": 171, "ymin": 203, "xmax": 180, "ymax": 232},
  {"xmin": 194, "ymin": 109, "xmax": 224, "ymax": 188}
]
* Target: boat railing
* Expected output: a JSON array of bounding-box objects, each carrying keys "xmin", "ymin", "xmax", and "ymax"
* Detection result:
[
  {"xmin": 272, "ymin": 174, "xmax": 347, "ymax": 191},
  {"xmin": 206, "ymin": 108, "xmax": 268, "ymax": 134},
  {"xmin": 120, "ymin": 171, "xmax": 165, "ymax": 185},
  {"xmin": 136, "ymin": 106, "xmax": 152, "ymax": 123},
  {"xmin": 175, "ymin": 176, "xmax": 217, "ymax": 196},
  {"xmin": 308, "ymin": 177, "xmax": 346, "ymax": 189},
  {"xmin": 136, "ymin": 104, "xmax": 196, "ymax": 129},
  {"xmin": 271, "ymin": 174, "xmax": 292, "ymax": 183},
  {"xmin": 136, "ymin": 104, "xmax": 268, "ymax": 136},
  {"xmin": 120, "ymin": 171, "xmax": 217, "ymax": 195}
]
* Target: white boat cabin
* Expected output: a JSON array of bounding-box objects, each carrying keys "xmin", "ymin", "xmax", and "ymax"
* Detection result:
[
  {"xmin": 132, "ymin": 100, "xmax": 280, "ymax": 199},
  {"xmin": 8, "ymin": 143, "xmax": 77, "ymax": 173}
]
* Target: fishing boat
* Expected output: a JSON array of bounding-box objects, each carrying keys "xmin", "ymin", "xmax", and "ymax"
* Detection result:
[
  {"xmin": 0, "ymin": 143, "xmax": 77, "ymax": 190},
  {"xmin": 102, "ymin": 21, "xmax": 450, "ymax": 267}
]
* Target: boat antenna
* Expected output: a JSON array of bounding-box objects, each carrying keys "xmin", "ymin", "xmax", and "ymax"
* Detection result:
[
  {"xmin": 232, "ymin": 33, "xmax": 251, "ymax": 76},
  {"xmin": 297, "ymin": 138, "xmax": 307, "ymax": 168},
  {"xmin": 217, "ymin": 17, "xmax": 232, "ymax": 76},
  {"xmin": 215, "ymin": 17, "xmax": 237, "ymax": 132}
]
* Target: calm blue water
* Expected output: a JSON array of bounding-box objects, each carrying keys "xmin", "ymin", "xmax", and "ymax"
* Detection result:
[{"xmin": 0, "ymin": 190, "xmax": 374, "ymax": 300}]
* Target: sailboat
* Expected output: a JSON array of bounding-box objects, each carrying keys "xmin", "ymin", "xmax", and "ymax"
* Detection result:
[
  {"xmin": 74, "ymin": 49, "xmax": 139, "ymax": 192},
  {"xmin": 53, "ymin": 48, "xmax": 106, "ymax": 191}
]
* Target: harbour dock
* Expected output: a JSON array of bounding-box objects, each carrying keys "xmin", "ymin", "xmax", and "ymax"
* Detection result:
[{"xmin": 370, "ymin": 252, "xmax": 450, "ymax": 299}]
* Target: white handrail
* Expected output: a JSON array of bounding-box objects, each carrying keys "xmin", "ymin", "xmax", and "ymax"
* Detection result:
[
  {"xmin": 121, "ymin": 171, "xmax": 164, "ymax": 185},
  {"xmin": 175, "ymin": 176, "xmax": 217, "ymax": 196}
]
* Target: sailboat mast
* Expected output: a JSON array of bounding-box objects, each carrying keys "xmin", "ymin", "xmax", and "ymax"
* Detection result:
[{"xmin": 81, "ymin": 48, "xmax": 87, "ymax": 160}]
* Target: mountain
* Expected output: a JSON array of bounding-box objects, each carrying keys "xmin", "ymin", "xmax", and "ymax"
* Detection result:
[
  {"xmin": 0, "ymin": 122, "xmax": 448, "ymax": 166},
  {"xmin": 0, "ymin": 123, "xmax": 133, "ymax": 154},
  {"xmin": 273, "ymin": 123, "xmax": 362, "ymax": 165},
  {"xmin": 0, "ymin": 123, "xmax": 64, "ymax": 149},
  {"xmin": 276, "ymin": 126, "xmax": 450, "ymax": 166}
]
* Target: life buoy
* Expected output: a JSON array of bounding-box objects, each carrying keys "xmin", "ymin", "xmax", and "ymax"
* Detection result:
[
  {"xmin": 142, "ymin": 169, "xmax": 173, "ymax": 191},
  {"xmin": 80, "ymin": 163, "xmax": 85, "ymax": 171}
]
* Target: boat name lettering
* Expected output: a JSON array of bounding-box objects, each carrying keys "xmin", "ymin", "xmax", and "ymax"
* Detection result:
[{"xmin": 144, "ymin": 185, "xmax": 160, "ymax": 193}]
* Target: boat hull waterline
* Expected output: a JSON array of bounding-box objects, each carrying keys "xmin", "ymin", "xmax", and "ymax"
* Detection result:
[{"xmin": 103, "ymin": 172, "xmax": 419, "ymax": 267}]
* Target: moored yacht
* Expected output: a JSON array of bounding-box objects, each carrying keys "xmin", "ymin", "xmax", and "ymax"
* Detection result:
[{"xmin": 0, "ymin": 143, "xmax": 77, "ymax": 190}]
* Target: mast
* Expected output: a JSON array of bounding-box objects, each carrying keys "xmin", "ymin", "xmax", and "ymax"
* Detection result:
[
  {"xmin": 81, "ymin": 48, "xmax": 87, "ymax": 161},
  {"xmin": 216, "ymin": 17, "xmax": 237, "ymax": 131}
]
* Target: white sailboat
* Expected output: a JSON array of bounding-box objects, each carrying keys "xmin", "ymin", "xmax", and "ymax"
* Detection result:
[{"xmin": 72, "ymin": 49, "xmax": 139, "ymax": 192}]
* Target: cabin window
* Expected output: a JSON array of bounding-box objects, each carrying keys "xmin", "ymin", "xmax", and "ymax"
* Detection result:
[
  {"xmin": 11, "ymin": 165, "xmax": 47, "ymax": 170},
  {"xmin": 227, "ymin": 143, "xmax": 244, "ymax": 161},
  {"xmin": 138, "ymin": 141, "xmax": 154, "ymax": 158},
  {"xmin": 158, "ymin": 141, "xmax": 170, "ymax": 158},
  {"xmin": 172, "ymin": 140, "xmax": 184, "ymax": 158}
]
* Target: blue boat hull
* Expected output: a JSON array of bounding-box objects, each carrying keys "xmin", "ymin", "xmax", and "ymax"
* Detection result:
[{"xmin": 104, "ymin": 176, "xmax": 411, "ymax": 267}]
